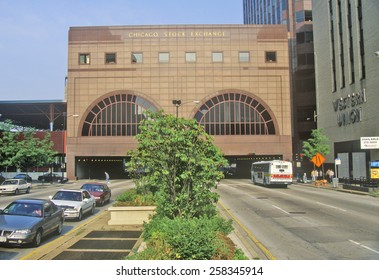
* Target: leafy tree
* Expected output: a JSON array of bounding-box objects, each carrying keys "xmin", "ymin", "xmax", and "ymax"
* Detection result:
[
  {"xmin": 0, "ymin": 121, "xmax": 20, "ymax": 170},
  {"xmin": 0, "ymin": 120, "xmax": 57, "ymax": 172},
  {"xmin": 127, "ymin": 111, "xmax": 227, "ymax": 219},
  {"xmin": 302, "ymin": 128, "xmax": 330, "ymax": 160}
]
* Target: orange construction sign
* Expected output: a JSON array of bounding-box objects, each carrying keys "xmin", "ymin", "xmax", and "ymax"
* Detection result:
[{"xmin": 311, "ymin": 153, "xmax": 325, "ymax": 167}]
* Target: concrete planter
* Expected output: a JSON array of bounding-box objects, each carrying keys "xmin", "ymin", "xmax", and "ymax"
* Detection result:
[{"xmin": 107, "ymin": 206, "xmax": 156, "ymax": 225}]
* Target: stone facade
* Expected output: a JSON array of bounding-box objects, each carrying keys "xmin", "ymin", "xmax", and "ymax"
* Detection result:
[{"xmin": 66, "ymin": 24, "xmax": 292, "ymax": 179}]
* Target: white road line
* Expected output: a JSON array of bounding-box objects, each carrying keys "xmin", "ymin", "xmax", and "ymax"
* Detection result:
[
  {"xmin": 349, "ymin": 240, "xmax": 379, "ymax": 255},
  {"xmin": 316, "ymin": 202, "xmax": 347, "ymax": 212},
  {"xmin": 272, "ymin": 205, "xmax": 290, "ymax": 215}
]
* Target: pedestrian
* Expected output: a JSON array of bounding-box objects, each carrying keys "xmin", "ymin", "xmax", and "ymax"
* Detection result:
[
  {"xmin": 303, "ymin": 172, "xmax": 307, "ymax": 183},
  {"xmin": 311, "ymin": 170, "xmax": 316, "ymax": 181},
  {"xmin": 329, "ymin": 169, "xmax": 334, "ymax": 181},
  {"xmin": 105, "ymin": 172, "xmax": 110, "ymax": 184}
]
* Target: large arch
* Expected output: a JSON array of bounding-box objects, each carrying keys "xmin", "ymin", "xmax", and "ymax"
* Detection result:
[
  {"xmin": 193, "ymin": 90, "xmax": 278, "ymax": 136},
  {"xmin": 80, "ymin": 90, "xmax": 158, "ymax": 137}
]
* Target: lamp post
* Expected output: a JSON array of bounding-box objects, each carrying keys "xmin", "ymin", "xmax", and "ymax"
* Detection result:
[{"xmin": 172, "ymin": 100, "xmax": 200, "ymax": 118}]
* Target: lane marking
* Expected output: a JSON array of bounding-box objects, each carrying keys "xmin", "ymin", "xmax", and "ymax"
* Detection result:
[
  {"xmin": 272, "ymin": 205, "xmax": 290, "ymax": 215},
  {"xmin": 349, "ymin": 240, "xmax": 379, "ymax": 255},
  {"xmin": 218, "ymin": 200, "xmax": 276, "ymax": 260},
  {"xmin": 316, "ymin": 202, "xmax": 347, "ymax": 212}
]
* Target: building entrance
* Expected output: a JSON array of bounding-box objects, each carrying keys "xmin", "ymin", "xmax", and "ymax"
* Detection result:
[{"xmin": 75, "ymin": 157, "xmax": 129, "ymax": 180}]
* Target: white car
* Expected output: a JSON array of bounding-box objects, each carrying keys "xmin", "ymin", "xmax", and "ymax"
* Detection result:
[
  {"xmin": 50, "ymin": 189, "xmax": 96, "ymax": 221},
  {"xmin": 0, "ymin": 179, "xmax": 31, "ymax": 195}
]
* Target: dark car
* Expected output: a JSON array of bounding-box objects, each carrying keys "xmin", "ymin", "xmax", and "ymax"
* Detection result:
[
  {"xmin": 37, "ymin": 173, "xmax": 68, "ymax": 183},
  {"xmin": 0, "ymin": 199, "xmax": 64, "ymax": 247},
  {"xmin": 80, "ymin": 182, "xmax": 111, "ymax": 206},
  {"xmin": 13, "ymin": 173, "xmax": 33, "ymax": 183}
]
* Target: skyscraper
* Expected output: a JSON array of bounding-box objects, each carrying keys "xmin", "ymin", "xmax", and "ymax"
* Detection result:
[
  {"xmin": 313, "ymin": 0, "xmax": 379, "ymax": 179},
  {"xmin": 243, "ymin": 0, "xmax": 316, "ymax": 175}
]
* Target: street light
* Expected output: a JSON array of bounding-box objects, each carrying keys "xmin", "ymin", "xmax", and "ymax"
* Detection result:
[{"xmin": 172, "ymin": 100, "xmax": 200, "ymax": 118}]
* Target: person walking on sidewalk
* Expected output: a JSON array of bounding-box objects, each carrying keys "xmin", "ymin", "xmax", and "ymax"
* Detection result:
[{"xmin": 105, "ymin": 171, "xmax": 110, "ymax": 184}]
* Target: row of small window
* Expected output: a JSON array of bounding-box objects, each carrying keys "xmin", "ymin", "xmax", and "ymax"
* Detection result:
[{"xmin": 78, "ymin": 51, "xmax": 277, "ymax": 65}]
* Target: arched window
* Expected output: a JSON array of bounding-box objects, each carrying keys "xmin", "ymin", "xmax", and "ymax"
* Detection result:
[
  {"xmin": 81, "ymin": 93, "xmax": 157, "ymax": 136},
  {"xmin": 194, "ymin": 93, "xmax": 276, "ymax": 135}
]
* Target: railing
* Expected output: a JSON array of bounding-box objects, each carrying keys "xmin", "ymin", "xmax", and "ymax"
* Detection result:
[{"xmin": 339, "ymin": 177, "xmax": 378, "ymax": 190}]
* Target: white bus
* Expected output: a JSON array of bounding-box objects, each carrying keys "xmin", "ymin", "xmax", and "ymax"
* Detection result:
[{"xmin": 251, "ymin": 160, "xmax": 293, "ymax": 187}]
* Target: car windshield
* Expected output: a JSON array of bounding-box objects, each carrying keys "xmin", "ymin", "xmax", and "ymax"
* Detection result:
[
  {"xmin": 52, "ymin": 191, "xmax": 82, "ymax": 201},
  {"xmin": 2, "ymin": 202, "xmax": 43, "ymax": 217},
  {"xmin": 2, "ymin": 180, "xmax": 18, "ymax": 185},
  {"xmin": 82, "ymin": 184, "xmax": 103, "ymax": 192}
]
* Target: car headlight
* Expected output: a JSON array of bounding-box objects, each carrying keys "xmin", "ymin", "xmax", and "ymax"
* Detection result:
[{"xmin": 14, "ymin": 229, "xmax": 32, "ymax": 234}]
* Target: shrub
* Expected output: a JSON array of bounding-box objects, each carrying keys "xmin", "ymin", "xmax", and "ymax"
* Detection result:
[
  {"xmin": 114, "ymin": 188, "xmax": 155, "ymax": 206},
  {"xmin": 126, "ymin": 215, "xmax": 246, "ymax": 260}
]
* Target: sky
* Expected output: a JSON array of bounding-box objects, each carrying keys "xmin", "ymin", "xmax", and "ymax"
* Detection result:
[{"xmin": 0, "ymin": 0, "xmax": 243, "ymax": 101}]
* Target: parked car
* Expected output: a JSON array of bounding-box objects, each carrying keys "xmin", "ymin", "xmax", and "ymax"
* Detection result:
[
  {"xmin": 0, "ymin": 199, "xmax": 64, "ymax": 247},
  {"xmin": 38, "ymin": 173, "xmax": 68, "ymax": 183},
  {"xmin": 13, "ymin": 173, "xmax": 33, "ymax": 183},
  {"xmin": 80, "ymin": 182, "xmax": 111, "ymax": 206},
  {"xmin": 50, "ymin": 189, "xmax": 96, "ymax": 221},
  {"xmin": 0, "ymin": 179, "xmax": 31, "ymax": 195}
]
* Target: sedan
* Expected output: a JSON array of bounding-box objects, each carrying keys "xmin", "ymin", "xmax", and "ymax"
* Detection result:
[
  {"xmin": 0, "ymin": 179, "xmax": 31, "ymax": 195},
  {"xmin": 50, "ymin": 189, "xmax": 96, "ymax": 221},
  {"xmin": 38, "ymin": 173, "xmax": 68, "ymax": 183},
  {"xmin": 0, "ymin": 199, "xmax": 64, "ymax": 247},
  {"xmin": 80, "ymin": 182, "xmax": 111, "ymax": 206},
  {"xmin": 13, "ymin": 173, "xmax": 33, "ymax": 183}
]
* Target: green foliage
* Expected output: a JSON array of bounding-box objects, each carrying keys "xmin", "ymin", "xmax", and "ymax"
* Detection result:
[
  {"xmin": 114, "ymin": 188, "xmax": 156, "ymax": 206},
  {"xmin": 127, "ymin": 216, "xmax": 239, "ymax": 260},
  {"xmin": 302, "ymin": 128, "xmax": 330, "ymax": 160},
  {"xmin": 0, "ymin": 120, "xmax": 57, "ymax": 171},
  {"xmin": 127, "ymin": 111, "xmax": 227, "ymax": 219}
]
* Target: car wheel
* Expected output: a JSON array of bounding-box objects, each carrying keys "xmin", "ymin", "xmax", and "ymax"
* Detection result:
[
  {"xmin": 55, "ymin": 220, "xmax": 63, "ymax": 235},
  {"xmin": 15, "ymin": 189, "xmax": 20, "ymax": 195},
  {"xmin": 26, "ymin": 187, "xmax": 30, "ymax": 194},
  {"xmin": 32, "ymin": 229, "xmax": 43, "ymax": 247},
  {"xmin": 90, "ymin": 204, "xmax": 95, "ymax": 215},
  {"xmin": 77, "ymin": 209, "xmax": 83, "ymax": 221}
]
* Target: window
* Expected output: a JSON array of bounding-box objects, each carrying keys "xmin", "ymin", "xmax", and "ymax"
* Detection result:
[
  {"xmin": 296, "ymin": 11, "xmax": 304, "ymax": 22},
  {"xmin": 194, "ymin": 93, "xmax": 276, "ymax": 136},
  {"xmin": 81, "ymin": 93, "xmax": 158, "ymax": 137},
  {"xmin": 131, "ymin": 52, "xmax": 143, "ymax": 63},
  {"xmin": 185, "ymin": 52, "xmax": 196, "ymax": 62},
  {"xmin": 239, "ymin": 52, "xmax": 250, "ymax": 62},
  {"xmin": 304, "ymin": 10, "xmax": 313, "ymax": 21},
  {"xmin": 159, "ymin": 52, "xmax": 170, "ymax": 63},
  {"xmin": 265, "ymin": 51, "xmax": 277, "ymax": 62},
  {"xmin": 79, "ymin": 53, "xmax": 90, "ymax": 64},
  {"xmin": 212, "ymin": 52, "xmax": 223, "ymax": 62},
  {"xmin": 105, "ymin": 53, "xmax": 116, "ymax": 64}
]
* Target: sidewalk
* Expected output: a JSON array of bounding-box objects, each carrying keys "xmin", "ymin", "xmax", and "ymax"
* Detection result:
[{"xmin": 297, "ymin": 179, "xmax": 378, "ymax": 196}]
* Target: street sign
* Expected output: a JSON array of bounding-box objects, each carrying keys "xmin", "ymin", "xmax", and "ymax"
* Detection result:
[
  {"xmin": 311, "ymin": 153, "xmax": 325, "ymax": 167},
  {"xmin": 335, "ymin": 158, "xmax": 341, "ymax": 165},
  {"xmin": 360, "ymin": 137, "xmax": 379, "ymax": 149}
]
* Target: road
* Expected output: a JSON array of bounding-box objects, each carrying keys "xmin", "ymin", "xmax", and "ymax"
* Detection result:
[
  {"xmin": 2, "ymin": 178, "xmax": 379, "ymax": 260},
  {"xmin": 0, "ymin": 179, "xmax": 135, "ymax": 260},
  {"xmin": 216, "ymin": 179, "xmax": 379, "ymax": 260}
]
